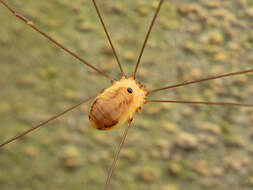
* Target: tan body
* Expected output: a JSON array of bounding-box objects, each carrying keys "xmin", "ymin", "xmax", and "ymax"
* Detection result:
[{"xmin": 89, "ymin": 77, "xmax": 147, "ymax": 130}]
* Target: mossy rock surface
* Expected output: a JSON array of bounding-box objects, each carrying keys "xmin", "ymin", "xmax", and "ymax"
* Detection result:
[{"xmin": 0, "ymin": 0, "xmax": 253, "ymax": 190}]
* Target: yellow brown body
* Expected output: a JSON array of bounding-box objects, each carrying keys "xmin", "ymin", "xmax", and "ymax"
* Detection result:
[{"xmin": 89, "ymin": 77, "xmax": 147, "ymax": 130}]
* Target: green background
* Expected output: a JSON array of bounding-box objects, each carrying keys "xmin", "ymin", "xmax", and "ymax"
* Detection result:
[{"xmin": 0, "ymin": 0, "xmax": 253, "ymax": 189}]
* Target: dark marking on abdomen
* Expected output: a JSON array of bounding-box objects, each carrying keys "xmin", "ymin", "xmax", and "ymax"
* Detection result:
[{"xmin": 89, "ymin": 87, "xmax": 133, "ymax": 130}]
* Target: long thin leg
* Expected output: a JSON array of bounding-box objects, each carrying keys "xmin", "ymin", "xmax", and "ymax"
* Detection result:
[
  {"xmin": 91, "ymin": 0, "xmax": 125, "ymax": 77},
  {"xmin": 147, "ymin": 100, "xmax": 253, "ymax": 107},
  {"xmin": 0, "ymin": 0, "xmax": 114, "ymax": 83},
  {"xmin": 0, "ymin": 95, "xmax": 96, "ymax": 148},
  {"xmin": 104, "ymin": 121, "xmax": 132, "ymax": 190},
  {"xmin": 132, "ymin": 0, "xmax": 164, "ymax": 79},
  {"xmin": 148, "ymin": 68, "xmax": 253, "ymax": 94}
]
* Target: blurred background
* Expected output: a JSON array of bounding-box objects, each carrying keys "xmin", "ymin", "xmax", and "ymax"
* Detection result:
[{"xmin": 0, "ymin": 0, "xmax": 253, "ymax": 189}]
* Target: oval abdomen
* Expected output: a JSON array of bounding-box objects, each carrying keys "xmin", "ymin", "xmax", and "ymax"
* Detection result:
[{"xmin": 89, "ymin": 87, "xmax": 133, "ymax": 130}]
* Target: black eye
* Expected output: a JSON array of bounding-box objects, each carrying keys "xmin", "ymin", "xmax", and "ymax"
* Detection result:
[{"xmin": 127, "ymin": 88, "xmax": 133, "ymax": 93}]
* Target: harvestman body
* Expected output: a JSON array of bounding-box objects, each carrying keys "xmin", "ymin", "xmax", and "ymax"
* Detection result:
[
  {"xmin": 0, "ymin": 0, "xmax": 253, "ymax": 189},
  {"xmin": 89, "ymin": 77, "xmax": 147, "ymax": 130}
]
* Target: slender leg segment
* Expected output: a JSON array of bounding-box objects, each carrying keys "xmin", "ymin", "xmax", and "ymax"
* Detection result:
[
  {"xmin": 147, "ymin": 69, "xmax": 253, "ymax": 108},
  {"xmin": 147, "ymin": 100, "xmax": 253, "ymax": 108},
  {"xmin": 104, "ymin": 121, "xmax": 132, "ymax": 190},
  {"xmin": 0, "ymin": 0, "xmax": 114, "ymax": 83},
  {"xmin": 148, "ymin": 69, "xmax": 253, "ymax": 94},
  {"xmin": 91, "ymin": 0, "xmax": 125, "ymax": 77},
  {"xmin": 0, "ymin": 95, "xmax": 95, "ymax": 148},
  {"xmin": 132, "ymin": 0, "xmax": 165, "ymax": 79}
]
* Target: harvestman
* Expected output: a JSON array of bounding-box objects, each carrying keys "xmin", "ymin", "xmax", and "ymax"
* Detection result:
[{"xmin": 0, "ymin": 0, "xmax": 253, "ymax": 189}]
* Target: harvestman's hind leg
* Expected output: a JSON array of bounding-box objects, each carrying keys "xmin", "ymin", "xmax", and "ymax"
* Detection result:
[
  {"xmin": 104, "ymin": 120, "xmax": 132, "ymax": 190},
  {"xmin": 0, "ymin": 95, "xmax": 96, "ymax": 148}
]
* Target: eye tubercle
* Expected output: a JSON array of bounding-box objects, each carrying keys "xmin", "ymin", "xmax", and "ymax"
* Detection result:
[{"xmin": 127, "ymin": 88, "xmax": 133, "ymax": 93}]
